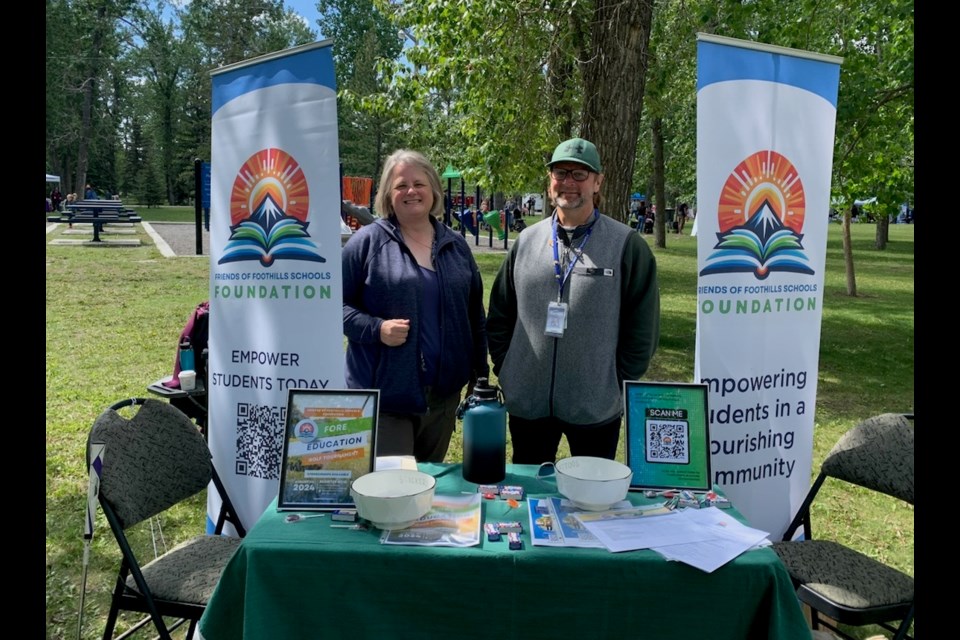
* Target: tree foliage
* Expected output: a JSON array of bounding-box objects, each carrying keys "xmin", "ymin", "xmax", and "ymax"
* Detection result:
[
  {"xmin": 45, "ymin": 0, "xmax": 912, "ymax": 245},
  {"xmin": 316, "ymin": 0, "xmax": 404, "ymax": 180},
  {"xmin": 46, "ymin": 0, "xmax": 315, "ymax": 205}
]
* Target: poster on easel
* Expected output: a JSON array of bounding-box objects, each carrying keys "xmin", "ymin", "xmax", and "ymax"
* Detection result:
[
  {"xmin": 623, "ymin": 381, "xmax": 711, "ymax": 492},
  {"xmin": 277, "ymin": 389, "xmax": 379, "ymax": 511}
]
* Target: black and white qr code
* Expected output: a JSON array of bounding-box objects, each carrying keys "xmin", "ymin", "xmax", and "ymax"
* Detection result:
[
  {"xmin": 235, "ymin": 403, "xmax": 286, "ymax": 479},
  {"xmin": 645, "ymin": 420, "xmax": 689, "ymax": 464}
]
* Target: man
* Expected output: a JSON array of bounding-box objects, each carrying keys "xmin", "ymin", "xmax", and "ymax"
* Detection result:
[
  {"xmin": 637, "ymin": 200, "xmax": 649, "ymax": 233},
  {"xmin": 486, "ymin": 137, "xmax": 660, "ymax": 464}
]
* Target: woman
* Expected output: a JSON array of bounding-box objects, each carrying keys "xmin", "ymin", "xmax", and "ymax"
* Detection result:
[{"xmin": 342, "ymin": 149, "xmax": 489, "ymax": 462}]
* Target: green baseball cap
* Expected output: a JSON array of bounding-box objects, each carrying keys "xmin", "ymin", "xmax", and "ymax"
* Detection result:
[{"xmin": 547, "ymin": 137, "xmax": 602, "ymax": 174}]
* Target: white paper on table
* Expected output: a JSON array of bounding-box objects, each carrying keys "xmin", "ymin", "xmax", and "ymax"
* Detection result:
[
  {"xmin": 374, "ymin": 455, "xmax": 418, "ymax": 471},
  {"xmin": 652, "ymin": 507, "xmax": 771, "ymax": 572},
  {"xmin": 575, "ymin": 507, "xmax": 712, "ymax": 552}
]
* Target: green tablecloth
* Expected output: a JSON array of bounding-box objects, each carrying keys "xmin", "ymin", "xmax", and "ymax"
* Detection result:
[{"xmin": 199, "ymin": 463, "xmax": 809, "ymax": 640}]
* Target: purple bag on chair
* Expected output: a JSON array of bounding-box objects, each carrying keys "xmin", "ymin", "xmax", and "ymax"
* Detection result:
[{"xmin": 163, "ymin": 301, "xmax": 209, "ymax": 389}]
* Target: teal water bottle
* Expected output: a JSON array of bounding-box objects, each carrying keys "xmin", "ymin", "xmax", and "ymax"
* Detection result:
[
  {"xmin": 458, "ymin": 378, "xmax": 507, "ymax": 484},
  {"xmin": 179, "ymin": 336, "xmax": 195, "ymax": 372}
]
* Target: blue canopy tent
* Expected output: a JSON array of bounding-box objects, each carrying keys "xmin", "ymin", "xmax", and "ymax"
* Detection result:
[{"xmin": 46, "ymin": 174, "xmax": 61, "ymax": 184}]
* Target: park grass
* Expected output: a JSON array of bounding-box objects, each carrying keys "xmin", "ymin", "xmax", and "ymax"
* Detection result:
[{"xmin": 45, "ymin": 219, "xmax": 913, "ymax": 639}]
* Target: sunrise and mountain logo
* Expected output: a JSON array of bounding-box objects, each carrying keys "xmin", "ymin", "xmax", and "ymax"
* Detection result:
[
  {"xmin": 700, "ymin": 150, "xmax": 813, "ymax": 280},
  {"xmin": 295, "ymin": 419, "xmax": 318, "ymax": 444},
  {"xmin": 218, "ymin": 148, "xmax": 327, "ymax": 267}
]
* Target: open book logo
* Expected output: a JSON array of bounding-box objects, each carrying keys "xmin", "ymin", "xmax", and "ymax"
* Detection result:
[
  {"xmin": 700, "ymin": 150, "xmax": 813, "ymax": 280},
  {"xmin": 219, "ymin": 148, "xmax": 327, "ymax": 267}
]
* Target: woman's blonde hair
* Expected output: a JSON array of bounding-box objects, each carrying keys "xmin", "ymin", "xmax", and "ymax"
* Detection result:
[{"xmin": 373, "ymin": 149, "xmax": 445, "ymax": 219}]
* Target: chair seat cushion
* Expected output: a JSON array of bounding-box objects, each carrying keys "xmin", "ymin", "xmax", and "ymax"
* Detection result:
[
  {"xmin": 771, "ymin": 539, "xmax": 913, "ymax": 609},
  {"xmin": 126, "ymin": 534, "xmax": 241, "ymax": 605}
]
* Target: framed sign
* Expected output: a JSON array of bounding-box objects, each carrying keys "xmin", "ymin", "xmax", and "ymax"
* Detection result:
[
  {"xmin": 623, "ymin": 381, "xmax": 712, "ymax": 492},
  {"xmin": 277, "ymin": 389, "xmax": 379, "ymax": 511}
]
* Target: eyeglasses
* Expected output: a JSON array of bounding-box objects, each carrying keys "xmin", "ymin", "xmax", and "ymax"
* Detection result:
[{"xmin": 550, "ymin": 167, "xmax": 592, "ymax": 182}]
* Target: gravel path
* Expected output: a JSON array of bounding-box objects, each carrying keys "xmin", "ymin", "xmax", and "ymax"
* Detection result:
[
  {"xmin": 47, "ymin": 218, "xmax": 517, "ymax": 257},
  {"xmin": 143, "ymin": 221, "xmax": 210, "ymax": 257}
]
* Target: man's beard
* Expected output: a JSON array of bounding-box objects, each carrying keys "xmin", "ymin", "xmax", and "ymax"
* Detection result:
[{"xmin": 554, "ymin": 192, "xmax": 585, "ymax": 210}]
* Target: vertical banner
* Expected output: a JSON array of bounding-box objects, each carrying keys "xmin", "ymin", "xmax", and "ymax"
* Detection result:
[
  {"xmin": 208, "ymin": 41, "xmax": 344, "ymax": 532},
  {"xmin": 694, "ymin": 34, "xmax": 841, "ymax": 539}
]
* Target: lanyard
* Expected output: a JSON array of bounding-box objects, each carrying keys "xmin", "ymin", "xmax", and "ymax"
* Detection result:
[{"xmin": 552, "ymin": 210, "xmax": 598, "ymax": 301}]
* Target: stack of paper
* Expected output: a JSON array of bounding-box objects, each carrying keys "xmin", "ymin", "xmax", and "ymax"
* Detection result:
[{"xmin": 574, "ymin": 506, "xmax": 770, "ymax": 573}]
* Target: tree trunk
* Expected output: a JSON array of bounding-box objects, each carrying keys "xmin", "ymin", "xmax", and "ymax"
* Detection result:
[
  {"xmin": 75, "ymin": 75, "xmax": 93, "ymax": 195},
  {"xmin": 843, "ymin": 206, "xmax": 857, "ymax": 296},
  {"xmin": 875, "ymin": 212, "xmax": 889, "ymax": 249},
  {"xmin": 581, "ymin": 0, "xmax": 655, "ymax": 226},
  {"xmin": 74, "ymin": 4, "xmax": 110, "ymax": 195},
  {"xmin": 652, "ymin": 115, "xmax": 667, "ymax": 248}
]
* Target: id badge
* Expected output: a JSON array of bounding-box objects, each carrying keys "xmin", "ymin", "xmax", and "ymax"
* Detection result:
[{"xmin": 545, "ymin": 301, "xmax": 568, "ymax": 338}]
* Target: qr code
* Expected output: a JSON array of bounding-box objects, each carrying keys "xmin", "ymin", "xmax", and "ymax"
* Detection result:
[
  {"xmin": 235, "ymin": 403, "xmax": 286, "ymax": 479},
  {"xmin": 646, "ymin": 420, "xmax": 689, "ymax": 464}
]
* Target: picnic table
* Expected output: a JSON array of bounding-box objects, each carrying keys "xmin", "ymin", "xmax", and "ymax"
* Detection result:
[
  {"xmin": 65, "ymin": 199, "xmax": 139, "ymax": 217},
  {"xmin": 47, "ymin": 200, "xmax": 142, "ymax": 242}
]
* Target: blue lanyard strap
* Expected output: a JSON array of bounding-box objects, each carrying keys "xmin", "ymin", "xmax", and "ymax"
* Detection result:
[{"xmin": 552, "ymin": 210, "xmax": 598, "ymax": 300}]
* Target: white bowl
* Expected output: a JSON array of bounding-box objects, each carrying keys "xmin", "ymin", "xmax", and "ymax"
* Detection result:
[
  {"xmin": 349, "ymin": 469, "xmax": 436, "ymax": 529},
  {"xmin": 553, "ymin": 456, "xmax": 633, "ymax": 511}
]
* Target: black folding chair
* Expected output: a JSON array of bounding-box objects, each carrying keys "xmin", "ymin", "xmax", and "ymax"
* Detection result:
[
  {"xmin": 84, "ymin": 398, "xmax": 245, "ymax": 639},
  {"xmin": 771, "ymin": 413, "xmax": 914, "ymax": 640}
]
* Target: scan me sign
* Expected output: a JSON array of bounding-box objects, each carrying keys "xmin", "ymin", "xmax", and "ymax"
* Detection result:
[
  {"xmin": 207, "ymin": 41, "xmax": 344, "ymax": 532},
  {"xmin": 693, "ymin": 34, "xmax": 841, "ymax": 539}
]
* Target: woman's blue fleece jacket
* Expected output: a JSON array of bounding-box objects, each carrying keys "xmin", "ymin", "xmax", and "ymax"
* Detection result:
[{"xmin": 342, "ymin": 215, "xmax": 489, "ymax": 414}]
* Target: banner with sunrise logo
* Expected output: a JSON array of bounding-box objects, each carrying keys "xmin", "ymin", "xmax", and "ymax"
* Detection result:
[
  {"xmin": 207, "ymin": 41, "xmax": 344, "ymax": 532},
  {"xmin": 693, "ymin": 34, "xmax": 842, "ymax": 539}
]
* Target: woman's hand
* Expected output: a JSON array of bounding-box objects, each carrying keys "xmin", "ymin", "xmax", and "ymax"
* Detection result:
[{"xmin": 380, "ymin": 319, "xmax": 411, "ymax": 346}]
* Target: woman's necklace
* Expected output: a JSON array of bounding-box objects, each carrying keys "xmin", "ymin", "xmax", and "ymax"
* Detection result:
[
  {"xmin": 406, "ymin": 232, "xmax": 434, "ymax": 250},
  {"xmin": 402, "ymin": 225, "xmax": 436, "ymax": 267}
]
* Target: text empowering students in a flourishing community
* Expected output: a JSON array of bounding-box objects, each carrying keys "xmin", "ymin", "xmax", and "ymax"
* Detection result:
[{"xmin": 701, "ymin": 368, "xmax": 806, "ymax": 484}]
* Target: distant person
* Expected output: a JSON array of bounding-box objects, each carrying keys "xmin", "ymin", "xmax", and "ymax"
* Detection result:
[
  {"xmin": 486, "ymin": 137, "xmax": 660, "ymax": 464},
  {"xmin": 676, "ymin": 203, "xmax": 689, "ymax": 234},
  {"xmin": 635, "ymin": 201, "xmax": 648, "ymax": 232},
  {"xmin": 511, "ymin": 207, "xmax": 526, "ymax": 232},
  {"xmin": 478, "ymin": 198, "xmax": 491, "ymax": 231},
  {"xmin": 50, "ymin": 187, "xmax": 63, "ymax": 212},
  {"xmin": 65, "ymin": 193, "xmax": 77, "ymax": 228},
  {"xmin": 84, "ymin": 184, "xmax": 96, "ymax": 200}
]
